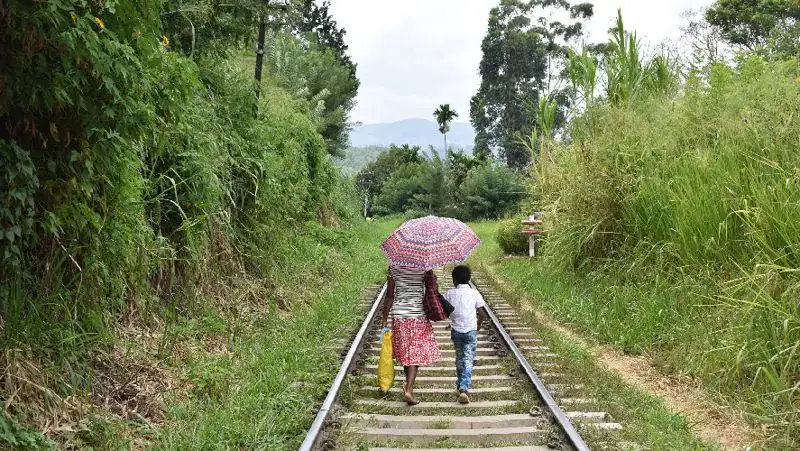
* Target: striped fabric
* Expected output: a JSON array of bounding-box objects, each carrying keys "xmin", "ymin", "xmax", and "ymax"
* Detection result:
[{"xmin": 389, "ymin": 266, "xmax": 426, "ymax": 319}]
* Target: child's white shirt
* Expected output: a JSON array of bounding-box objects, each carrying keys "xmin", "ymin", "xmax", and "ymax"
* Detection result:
[{"xmin": 444, "ymin": 284, "xmax": 486, "ymax": 333}]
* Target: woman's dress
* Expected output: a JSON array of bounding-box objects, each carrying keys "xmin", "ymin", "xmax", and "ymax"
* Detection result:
[{"xmin": 389, "ymin": 266, "xmax": 441, "ymax": 367}]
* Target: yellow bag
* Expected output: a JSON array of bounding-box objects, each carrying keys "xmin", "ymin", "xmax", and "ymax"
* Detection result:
[{"xmin": 377, "ymin": 330, "xmax": 395, "ymax": 393}]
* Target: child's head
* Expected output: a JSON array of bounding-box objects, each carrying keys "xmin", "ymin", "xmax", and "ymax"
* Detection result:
[{"xmin": 452, "ymin": 265, "xmax": 471, "ymax": 286}]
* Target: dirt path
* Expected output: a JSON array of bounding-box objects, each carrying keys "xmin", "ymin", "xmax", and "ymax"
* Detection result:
[
  {"xmin": 594, "ymin": 346, "xmax": 753, "ymax": 450},
  {"xmin": 512, "ymin": 292, "xmax": 755, "ymax": 450}
]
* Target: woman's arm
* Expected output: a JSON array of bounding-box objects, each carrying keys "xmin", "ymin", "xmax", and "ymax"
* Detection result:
[{"xmin": 381, "ymin": 269, "xmax": 395, "ymax": 328}]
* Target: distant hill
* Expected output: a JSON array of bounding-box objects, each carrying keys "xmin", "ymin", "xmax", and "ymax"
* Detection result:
[{"xmin": 349, "ymin": 118, "xmax": 475, "ymax": 151}]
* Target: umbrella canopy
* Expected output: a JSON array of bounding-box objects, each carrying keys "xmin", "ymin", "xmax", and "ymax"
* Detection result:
[{"xmin": 381, "ymin": 216, "xmax": 481, "ymax": 270}]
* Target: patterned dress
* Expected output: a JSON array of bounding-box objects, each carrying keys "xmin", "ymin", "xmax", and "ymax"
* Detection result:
[{"xmin": 389, "ymin": 266, "xmax": 441, "ymax": 367}]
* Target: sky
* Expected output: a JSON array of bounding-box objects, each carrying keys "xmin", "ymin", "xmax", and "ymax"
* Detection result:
[{"xmin": 328, "ymin": 0, "xmax": 717, "ymax": 124}]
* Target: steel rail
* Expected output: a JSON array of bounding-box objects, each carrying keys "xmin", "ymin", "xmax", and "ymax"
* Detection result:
[
  {"xmin": 472, "ymin": 281, "xmax": 591, "ymax": 451},
  {"xmin": 299, "ymin": 283, "xmax": 387, "ymax": 451}
]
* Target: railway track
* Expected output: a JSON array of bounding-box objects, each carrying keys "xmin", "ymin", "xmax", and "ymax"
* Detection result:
[{"xmin": 300, "ymin": 270, "xmax": 622, "ymax": 450}]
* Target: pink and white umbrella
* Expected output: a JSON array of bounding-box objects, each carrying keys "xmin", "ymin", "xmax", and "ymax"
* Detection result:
[{"xmin": 381, "ymin": 216, "xmax": 481, "ymax": 270}]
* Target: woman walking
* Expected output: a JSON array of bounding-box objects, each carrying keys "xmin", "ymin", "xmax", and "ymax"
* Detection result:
[{"xmin": 380, "ymin": 265, "xmax": 441, "ymax": 405}]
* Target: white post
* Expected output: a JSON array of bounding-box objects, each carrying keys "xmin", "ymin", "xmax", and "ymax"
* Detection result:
[{"xmin": 528, "ymin": 214, "xmax": 536, "ymax": 257}]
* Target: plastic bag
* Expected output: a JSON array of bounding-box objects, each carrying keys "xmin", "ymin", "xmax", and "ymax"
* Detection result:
[{"xmin": 377, "ymin": 330, "xmax": 394, "ymax": 393}]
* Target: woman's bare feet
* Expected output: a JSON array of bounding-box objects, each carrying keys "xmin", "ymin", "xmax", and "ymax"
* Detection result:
[{"xmin": 402, "ymin": 382, "xmax": 420, "ymax": 405}]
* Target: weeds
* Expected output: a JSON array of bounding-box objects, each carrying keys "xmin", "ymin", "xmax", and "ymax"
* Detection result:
[
  {"xmin": 152, "ymin": 220, "xmax": 398, "ymax": 449},
  {"xmin": 515, "ymin": 12, "xmax": 800, "ymax": 446},
  {"xmin": 471, "ymin": 217, "xmax": 799, "ymax": 447},
  {"xmin": 1, "ymin": 3, "xmax": 363, "ymax": 445}
]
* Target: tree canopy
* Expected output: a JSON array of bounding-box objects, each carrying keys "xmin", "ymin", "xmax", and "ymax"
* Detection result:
[
  {"xmin": 470, "ymin": 0, "xmax": 593, "ymax": 169},
  {"xmin": 706, "ymin": 0, "xmax": 800, "ymax": 52},
  {"xmin": 355, "ymin": 145, "xmax": 524, "ymax": 220},
  {"xmin": 433, "ymin": 104, "xmax": 459, "ymax": 153}
]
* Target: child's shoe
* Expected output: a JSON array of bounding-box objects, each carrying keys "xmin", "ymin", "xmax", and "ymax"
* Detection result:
[{"xmin": 458, "ymin": 391, "xmax": 470, "ymax": 404}]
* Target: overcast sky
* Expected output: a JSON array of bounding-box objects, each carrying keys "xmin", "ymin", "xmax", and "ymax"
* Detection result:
[{"xmin": 329, "ymin": 0, "xmax": 717, "ymax": 124}]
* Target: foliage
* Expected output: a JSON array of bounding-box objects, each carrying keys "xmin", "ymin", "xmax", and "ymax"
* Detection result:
[
  {"xmin": 447, "ymin": 151, "xmax": 484, "ymax": 188},
  {"xmin": 458, "ymin": 164, "xmax": 526, "ymax": 220},
  {"xmin": 602, "ymin": 10, "xmax": 680, "ymax": 107},
  {"xmin": 0, "ymin": 411, "xmax": 55, "ymax": 450},
  {"xmin": 495, "ymin": 218, "xmax": 529, "ymax": 255},
  {"xmin": 155, "ymin": 220, "xmax": 397, "ymax": 449},
  {"xmin": 532, "ymin": 12, "xmax": 800, "ymax": 440},
  {"xmin": 297, "ymin": 0, "xmax": 358, "ymax": 80},
  {"xmin": 470, "ymin": 0, "xmax": 594, "ymax": 169},
  {"xmin": 680, "ymin": 8, "xmax": 733, "ymax": 68},
  {"xmin": 372, "ymin": 161, "xmax": 435, "ymax": 216},
  {"xmin": 0, "ymin": 0, "xmax": 360, "ymax": 446},
  {"xmin": 262, "ymin": 31, "xmax": 359, "ymax": 157},
  {"xmin": 356, "ymin": 145, "xmax": 525, "ymax": 220},
  {"xmin": 162, "ymin": 0, "xmax": 299, "ymax": 56},
  {"xmin": 161, "ymin": 0, "xmax": 358, "ymax": 157},
  {"xmin": 356, "ymin": 144, "xmax": 424, "ymax": 201},
  {"xmin": 706, "ymin": 0, "xmax": 800, "ymax": 52}
]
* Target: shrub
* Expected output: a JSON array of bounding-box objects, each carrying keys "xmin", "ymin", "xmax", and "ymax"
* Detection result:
[
  {"xmin": 0, "ymin": 1, "xmax": 360, "ymax": 445},
  {"xmin": 534, "ymin": 55, "xmax": 800, "ymax": 435},
  {"xmin": 495, "ymin": 218, "xmax": 528, "ymax": 255}
]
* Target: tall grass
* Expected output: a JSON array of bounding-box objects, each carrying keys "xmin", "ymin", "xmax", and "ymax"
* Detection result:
[
  {"xmin": 529, "ymin": 12, "xmax": 800, "ymax": 446},
  {"xmin": 0, "ymin": 4, "xmax": 362, "ymax": 444},
  {"xmin": 156, "ymin": 220, "xmax": 398, "ymax": 449}
]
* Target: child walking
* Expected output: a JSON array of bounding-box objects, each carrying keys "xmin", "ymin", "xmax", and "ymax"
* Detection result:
[{"xmin": 444, "ymin": 265, "xmax": 488, "ymax": 404}]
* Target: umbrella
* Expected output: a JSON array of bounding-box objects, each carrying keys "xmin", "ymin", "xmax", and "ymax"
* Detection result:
[{"xmin": 381, "ymin": 216, "xmax": 481, "ymax": 270}]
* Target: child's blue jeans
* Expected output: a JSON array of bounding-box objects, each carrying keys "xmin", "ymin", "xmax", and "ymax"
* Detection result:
[{"xmin": 450, "ymin": 329, "xmax": 478, "ymax": 393}]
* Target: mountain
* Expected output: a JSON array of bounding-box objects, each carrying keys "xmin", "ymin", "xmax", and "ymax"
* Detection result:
[{"xmin": 349, "ymin": 118, "xmax": 475, "ymax": 151}]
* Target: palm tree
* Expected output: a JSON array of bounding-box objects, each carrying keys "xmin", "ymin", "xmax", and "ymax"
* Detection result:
[{"xmin": 433, "ymin": 104, "xmax": 458, "ymax": 155}]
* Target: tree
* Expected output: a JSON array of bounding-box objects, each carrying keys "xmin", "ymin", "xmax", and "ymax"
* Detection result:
[
  {"xmin": 447, "ymin": 152, "xmax": 484, "ymax": 189},
  {"xmin": 296, "ymin": 0, "xmax": 358, "ymax": 81},
  {"xmin": 680, "ymin": 8, "xmax": 731, "ymax": 68},
  {"xmin": 470, "ymin": 0, "xmax": 593, "ymax": 170},
  {"xmin": 160, "ymin": 1, "xmax": 358, "ymax": 157},
  {"xmin": 295, "ymin": 0, "xmax": 360, "ymax": 156},
  {"xmin": 459, "ymin": 164, "xmax": 526, "ymax": 220},
  {"xmin": 433, "ymin": 104, "xmax": 459, "ymax": 154},
  {"xmin": 290, "ymin": 0, "xmax": 359, "ymax": 156},
  {"xmin": 372, "ymin": 162, "xmax": 433, "ymax": 216},
  {"xmin": 410, "ymin": 154, "xmax": 449, "ymax": 215},
  {"xmin": 356, "ymin": 144, "xmax": 424, "ymax": 206},
  {"xmin": 161, "ymin": 0, "xmax": 298, "ymax": 57},
  {"xmin": 706, "ymin": 0, "xmax": 800, "ymax": 51}
]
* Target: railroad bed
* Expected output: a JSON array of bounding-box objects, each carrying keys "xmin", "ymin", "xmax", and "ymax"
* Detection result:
[{"xmin": 301, "ymin": 270, "xmax": 623, "ymax": 450}]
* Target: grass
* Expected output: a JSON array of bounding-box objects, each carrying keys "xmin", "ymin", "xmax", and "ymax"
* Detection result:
[
  {"xmin": 0, "ymin": 218, "xmax": 396, "ymax": 449},
  {"xmin": 146, "ymin": 218, "xmax": 400, "ymax": 449},
  {"xmin": 466, "ymin": 221, "xmax": 724, "ymax": 450},
  {"xmin": 473, "ymin": 219, "xmax": 799, "ymax": 448},
  {"xmin": 528, "ymin": 55, "xmax": 800, "ymax": 448},
  {"xmin": 427, "ymin": 419, "xmax": 453, "ymax": 429}
]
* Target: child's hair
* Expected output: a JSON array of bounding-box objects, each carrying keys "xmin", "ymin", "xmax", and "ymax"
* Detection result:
[{"xmin": 452, "ymin": 265, "xmax": 471, "ymax": 285}]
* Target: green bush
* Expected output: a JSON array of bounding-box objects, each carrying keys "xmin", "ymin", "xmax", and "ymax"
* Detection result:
[
  {"xmin": 495, "ymin": 218, "xmax": 528, "ymax": 255},
  {"xmin": 535, "ymin": 55, "xmax": 800, "ymax": 439},
  {"xmin": 0, "ymin": 1, "xmax": 360, "ymax": 445}
]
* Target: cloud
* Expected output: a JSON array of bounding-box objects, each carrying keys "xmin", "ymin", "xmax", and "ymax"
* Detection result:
[{"xmin": 329, "ymin": 0, "xmax": 716, "ymax": 124}]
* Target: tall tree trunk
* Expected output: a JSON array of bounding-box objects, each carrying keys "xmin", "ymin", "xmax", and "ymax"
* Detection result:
[{"xmin": 444, "ymin": 133, "xmax": 448, "ymax": 158}]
